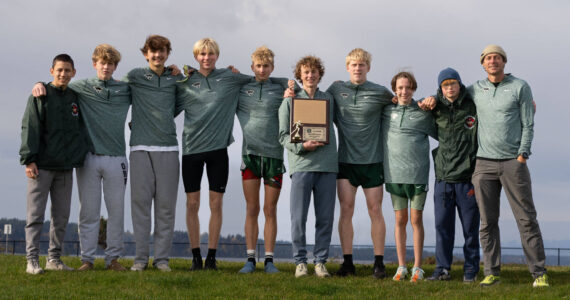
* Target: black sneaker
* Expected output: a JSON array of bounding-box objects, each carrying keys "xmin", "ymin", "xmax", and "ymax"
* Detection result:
[
  {"xmin": 463, "ymin": 273, "xmax": 477, "ymax": 283},
  {"xmin": 335, "ymin": 262, "xmax": 355, "ymax": 277},
  {"xmin": 204, "ymin": 258, "xmax": 218, "ymax": 271},
  {"xmin": 427, "ymin": 269, "xmax": 451, "ymax": 281},
  {"xmin": 373, "ymin": 263, "xmax": 386, "ymax": 279},
  {"xmin": 190, "ymin": 257, "xmax": 203, "ymax": 271}
]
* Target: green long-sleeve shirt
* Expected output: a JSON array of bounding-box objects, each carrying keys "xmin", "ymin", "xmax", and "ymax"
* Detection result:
[
  {"xmin": 237, "ymin": 77, "xmax": 290, "ymax": 160},
  {"xmin": 467, "ymin": 74, "xmax": 534, "ymax": 159},
  {"xmin": 20, "ymin": 83, "xmax": 88, "ymax": 169},
  {"xmin": 123, "ymin": 67, "xmax": 185, "ymax": 147},
  {"xmin": 68, "ymin": 78, "xmax": 130, "ymax": 156},
  {"xmin": 327, "ymin": 80, "xmax": 393, "ymax": 164},
  {"xmin": 178, "ymin": 68, "xmax": 251, "ymax": 155},
  {"xmin": 382, "ymin": 101, "xmax": 436, "ymax": 184},
  {"xmin": 278, "ymin": 89, "xmax": 338, "ymax": 175}
]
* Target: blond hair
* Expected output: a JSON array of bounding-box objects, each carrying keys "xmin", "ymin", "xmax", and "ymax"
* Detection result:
[
  {"xmin": 193, "ymin": 38, "xmax": 220, "ymax": 57},
  {"xmin": 251, "ymin": 46, "xmax": 275, "ymax": 66},
  {"xmin": 92, "ymin": 44, "xmax": 121, "ymax": 65},
  {"xmin": 345, "ymin": 48, "xmax": 371, "ymax": 66}
]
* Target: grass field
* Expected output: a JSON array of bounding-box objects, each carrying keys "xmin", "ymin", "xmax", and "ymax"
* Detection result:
[{"xmin": 1, "ymin": 255, "xmax": 568, "ymax": 299}]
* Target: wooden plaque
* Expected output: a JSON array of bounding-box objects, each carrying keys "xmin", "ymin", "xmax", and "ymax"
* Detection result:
[{"xmin": 290, "ymin": 98, "xmax": 330, "ymax": 144}]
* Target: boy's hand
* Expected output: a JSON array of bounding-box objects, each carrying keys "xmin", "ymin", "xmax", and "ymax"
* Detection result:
[
  {"xmin": 183, "ymin": 65, "xmax": 197, "ymax": 77},
  {"xmin": 168, "ymin": 64, "xmax": 181, "ymax": 76},
  {"xmin": 302, "ymin": 140, "xmax": 324, "ymax": 151},
  {"xmin": 284, "ymin": 80, "xmax": 296, "ymax": 98},
  {"xmin": 25, "ymin": 163, "xmax": 39, "ymax": 179},
  {"xmin": 418, "ymin": 97, "xmax": 436, "ymax": 111},
  {"xmin": 227, "ymin": 65, "xmax": 240, "ymax": 74},
  {"xmin": 284, "ymin": 88, "xmax": 295, "ymax": 98},
  {"xmin": 32, "ymin": 83, "xmax": 46, "ymax": 97}
]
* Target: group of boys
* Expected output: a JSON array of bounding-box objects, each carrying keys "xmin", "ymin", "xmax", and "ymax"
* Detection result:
[{"xmin": 20, "ymin": 37, "xmax": 548, "ymax": 287}]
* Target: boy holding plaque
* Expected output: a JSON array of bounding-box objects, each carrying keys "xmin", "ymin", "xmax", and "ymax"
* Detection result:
[{"xmin": 278, "ymin": 56, "xmax": 338, "ymax": 278}]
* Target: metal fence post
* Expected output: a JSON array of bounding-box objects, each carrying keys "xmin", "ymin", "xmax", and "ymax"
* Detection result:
[{"xmin": 558, "ymin": 248, "xmax": 561, "ymax": 266}]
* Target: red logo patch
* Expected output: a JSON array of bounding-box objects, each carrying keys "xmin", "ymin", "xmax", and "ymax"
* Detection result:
[
  {"xmin": 71, "ymin": 103, "xmax": 79, "ymax": 117},
  {"xmin": 467, "ymin": 189, "xmax": 475, "ymax": 197},
  {"xmin": 464, "ymin": 115, "xmax": 475, "ymax": 129}
]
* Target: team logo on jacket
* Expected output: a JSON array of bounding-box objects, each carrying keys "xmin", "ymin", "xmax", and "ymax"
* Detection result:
[
  {"xmin": 71, "ymin": 103, "xmax": 79, "ymax": 117},
  {"xmin": 144, "ymin": 73, "xmax": 153, "ymax": 80},
  {"xmin": 464, "ymin": 115, "xmax": 476, "ymax": 129},
  {"xmin": 192, "ymin": 82, "xmax": 201, "ymax": 88},
  {"xmin": 93, "ymin": 86, "xmax": 103, "ymax": 94},
  {"xmin": 340, "ymin": 93, "xmax": 349, "ymax": 99},
  {"xmin": 245, "ymin": 90, "xmax": 254, "ymax": 96}
]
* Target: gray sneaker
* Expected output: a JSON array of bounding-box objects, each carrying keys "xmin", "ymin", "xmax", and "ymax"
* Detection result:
[
  {"xmin": 427, "ymin": 269, "xmax": 451, "ymax": 281},
  {"xmin": 155, "ymin": 263, "xmax": 171, "ymax": 272},
  {"xmin": 45, "ymin": 259, "xmax": 74, "ymax": 271},
  {"xmin": 26, "ymin": 259, "xmax": 44, "ymax": 275},
  {"xmin": 314, "ymin": 263, "xmax": 331, "ymax": 278},
  {"xmin": 130, "ymin": 262, "xmax": 148, "ymax": 271}
]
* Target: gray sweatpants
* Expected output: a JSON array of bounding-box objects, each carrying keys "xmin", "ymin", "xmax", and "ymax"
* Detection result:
[
  {"xmin": 76, "ymin": 153, "xmax": 128, "ymax": 266},
  {"xmin": 25, "ymin": 169, "xmax": 73, "ymax": 261},
  {"xmin": 130, "ymin": 151, "xmax": 179, "ymax": 266},
  {"xmin": 472, "ymin": 158, "xmax": 546, "ymax": 278},
  {"xmin": 290, "ymin": 172, "xmax": 336, "ymax": 265}
]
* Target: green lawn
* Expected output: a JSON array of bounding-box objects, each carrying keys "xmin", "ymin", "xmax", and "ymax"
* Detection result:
[{"xmin": 1, "ymin": 255, "xmax": 568, "ymax": 299}]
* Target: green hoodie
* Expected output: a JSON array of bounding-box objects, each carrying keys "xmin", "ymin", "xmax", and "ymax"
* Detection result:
[
  {"xmin": 327, "ymin": 80, "xmax": 393, "ymax": 164},
  {"xmin": 432, "ymin": 85, "xmax": 478, "ymax": 182},
  {"xmin": 69, "ymin": 78, "xmax": 131, "ymax": 156},
  {"xmin": 382, "ymin": 100, "xmax": 436, "ymax": 184},
  {"xmin": 178, "ymin": 68, "xmax": 251, "ymax": 155},
  {"xmin": 20, "ymin": 83, "xmax": 88, "ymax": 170},
  {"xmin": 467, "ymin": 74, "xmax": 534, "ymax": 159},
  {"xmin": 278, "ymin": 89, "xmax": 338, "ymax": 175},
  {"xmin": 123, "ymin": 67, "xmax": 185, "ymax": 147}
]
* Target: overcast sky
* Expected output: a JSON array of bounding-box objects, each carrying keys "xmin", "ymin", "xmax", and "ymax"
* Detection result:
[{"xmin": 1, "ymin": 0, "xmax": 569, "ymax": 248}]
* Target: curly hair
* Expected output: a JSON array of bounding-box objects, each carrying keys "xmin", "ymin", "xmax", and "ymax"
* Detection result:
[{"xmin": 294, "ymin": 55, "xmax": 325, "ymax": 83}]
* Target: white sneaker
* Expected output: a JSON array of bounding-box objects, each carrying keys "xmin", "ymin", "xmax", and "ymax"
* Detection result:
[
  {"xmin": 314, "ymin": 263, "xmax": 331, "ymax": 278},
  {"xmin": 45, "ymin": 259, "xmax": 74, "ymax": 271},
  {"xmin": 155, "ymin": 263, "xmax": 171, "ymax": 272},
  {"xmin": 295, "ymin": 263, "xmax": 308, "ymax": 278},
  {"xmin": 26, "ymin": 259, "xmax": 44, "ymax": 275},
  {"xmin": 130, "ymin": 262, "xmax": 147, "ymax": 271}
]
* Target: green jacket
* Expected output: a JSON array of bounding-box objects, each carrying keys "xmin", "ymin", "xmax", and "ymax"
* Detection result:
[
  {"xmin": 327, "ymin": 80, "xmax": 393, "ymax": 164},
  {"xmin": 69, "ymin": 77, "xmax": 131, "ymax": 156},
  {"xmin": 20, "ymin": 83, "xmax": 88, "ymax": 170},
  {"xmin": 432, "ymin": 85, "xmax": 478, "ymax": 182},
  {"xmin": 278, "ymin": 89, "xmax": 338, "ymax": 175},
  {"xmin": 124, "ymin": 67, "xmax": 185, "ymax": 147},
  {"xmin": 178, "ymin": 68, "xmax": 251, "ymax": 155},
  {"xmin": 237, "ymin": 77, "xmax": 289, "ymax": 160},
  {"xmin": 382, "ymin": 101, "xmax": 436, "ymax": 185},
  {"xmin": 467, "ymin": 74, "xmax": 534, "ymax": 159}
]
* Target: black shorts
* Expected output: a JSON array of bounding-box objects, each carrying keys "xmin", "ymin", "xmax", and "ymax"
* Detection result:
[{"xmin": 182, "ymin": 148, "xmax": 229, "ymax": 193}]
